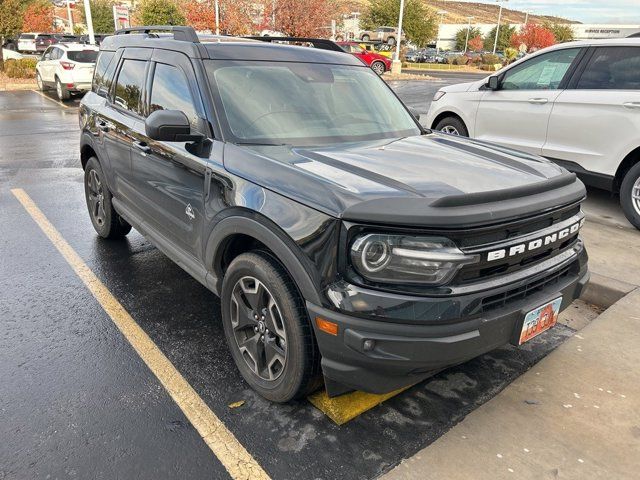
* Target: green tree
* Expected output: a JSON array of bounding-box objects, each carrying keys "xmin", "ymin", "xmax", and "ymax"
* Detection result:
[
  {"xmin": 360, "ymin": 0, "xmax": 437, "ymax": 48},
  {"xmin": 483, "ymin": 24, "xmax": 516, "ymax": 52},
  {"xmin": 135, "ymin": 0, "xmax": 185, "ymax": 26},
  {"xmin": 454, "ymin": 26, "xmax": 482, "ymax": 51},
  {"xmin": 0, "ymin": 0, "xmax": 27, "ymax": 64},
  {"xmin": 80, "ymin": 0, "xmax": 116, "ymax": 34},
  {"xmin": 545, "ymin": 22, "xmax": 575, "ymax": 43}
]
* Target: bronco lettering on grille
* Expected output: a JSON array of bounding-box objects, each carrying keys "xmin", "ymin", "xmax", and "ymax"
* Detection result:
[{"xmin": 487, "ymin": 218, "xmax": 585, "ymax": 262}]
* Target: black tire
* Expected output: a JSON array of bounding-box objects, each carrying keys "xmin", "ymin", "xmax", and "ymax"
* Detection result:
[
  {"xmin": 36, "ymin": 71, "xmax": 46, "ymax": 91},
  {"xmin": 361, "ymin": 34, "xmax": 370, "ymax": 41},
  {"xmin": 371, "ymin": 60, "xmax": 386, "ymax": 75},
  {"xmin": 434, "ymin": 116, "xmax": 469, "ymax": 137},
  {"xmin": 55, "ymin": 77, "xmax": 70, "ymax": 101},
  {"xmin": 83, "ymin": 157, "xmax": 132, "ymax": 239},
  {"xmin": 387, "ymin": 36, "xmax": 396, "ymax": 46},
  {"xmin": 620, "ymin": 162, "xmax": 640, "ymax": 230},
  {"xmin": 221, "ymin": 251, "xmax": 321, "ymax": 402}
]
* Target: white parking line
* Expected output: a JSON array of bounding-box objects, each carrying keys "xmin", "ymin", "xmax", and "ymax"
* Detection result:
[{"xmin": 31, "ymin": 89, "xmax": 73, "ymax": 109}]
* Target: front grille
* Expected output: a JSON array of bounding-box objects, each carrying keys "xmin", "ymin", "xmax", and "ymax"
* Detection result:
[{"xmin": 480, "ymin": 265, "xmax": 572, "ymax": 313}]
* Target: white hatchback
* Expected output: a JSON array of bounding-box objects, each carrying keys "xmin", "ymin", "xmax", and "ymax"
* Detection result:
[
  {"xmin": 425, "ymin": 38, "xmax": 640, "ymax": 230},
  {"xmin": 36, "ymin": 43, "xmax": 99, "ymax": 101}
]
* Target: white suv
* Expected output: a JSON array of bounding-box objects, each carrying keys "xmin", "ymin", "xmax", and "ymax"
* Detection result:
[
  {"xmin": 426, "ymin": 39, "xmax": 640, "ymax": 230},
  {"xmin": 36, "ymin": 43, "xmax": 99, "ymax": 101}
]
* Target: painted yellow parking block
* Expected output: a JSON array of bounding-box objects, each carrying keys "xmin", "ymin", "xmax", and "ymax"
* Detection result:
[{"xmin": 308, "ymin": 385, "xmax": 413, "ymax": 425}]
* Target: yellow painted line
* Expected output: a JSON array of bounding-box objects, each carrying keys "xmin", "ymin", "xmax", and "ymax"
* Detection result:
[
  {"xmin": 11, "ymin": 188, "xmax": 270, "ymax": 480},
  {"xmin": 31, "ymin": 89, "xmax": 72, "ymax": 109},
  {"xmin": 308, "ymin": 385, "xmax": 412, "ymax": 425}
]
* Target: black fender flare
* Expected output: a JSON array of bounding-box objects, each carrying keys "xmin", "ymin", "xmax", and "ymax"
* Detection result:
[{"xmin": 204, "ymin": 214, "xmax": 323, "ymax": 306}]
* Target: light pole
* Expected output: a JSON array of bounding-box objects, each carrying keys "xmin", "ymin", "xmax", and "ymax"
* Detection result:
[
  {"xmin": 463, "ymin": 15, "xmax": 474, "ymax": 53},
  {"xmin": 492, "ymin": 0, "xmax": 508, "ymax": 55},
  {"xmin": 436, "ymin": 10, "xmax": 447, "ymax": 54},
  {"xmin": 524, "ymin": 10, "xmax": 531, "ymax": 25},
  {"xmin": 391, "ymin": 0, "xmax": 405, "ymax": 74},
  {"xmin": 83, "ymin": 0, "xmax": 95, "ymax": 44},
  {"xmin": 215, "ymin": 0, "xmax": 220, "ymax": 35},
  {"xmin": 66, "ymin": 0, "xmax": 74, "ymax": 34}
]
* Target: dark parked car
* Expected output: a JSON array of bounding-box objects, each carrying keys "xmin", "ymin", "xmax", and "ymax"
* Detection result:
[
  {"xmin": 79, "ymin": 34, "xmax": 109, "ymax": 45},
  {"xmin": 79, "ymin": 26, "xmax": 589, "ymax": 402}
]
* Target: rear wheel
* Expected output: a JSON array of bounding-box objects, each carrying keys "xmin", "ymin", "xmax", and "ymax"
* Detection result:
[
  {"xmin": 434, "ymin": 116, "xmax": 469, "ymax": 137},
  {"xmin": 36, "ymin": 71, "xmax": 46, "ymax": 91},
  {"xmin": 83, "ymin": 157, "xmax": 132, "ymax": 239},
  {"xmin": 55, "ymin": 77, "xmax": 70, "ymax": 101},
  {"xmin": 620, "ymin": 162, "xmax": 640, "ymax": 230},
  {"xmin": 221, "ymin": 251, "xmax": 321, "ymax": 402},
  {"xmin": 361, "ymin": 34, "xmax": 370, "ymax": 41},
  {"xmin": 371, "ymin": 60, "xmax": 386, "ymax": 75},
  {"xmin": 387, "ymin": 36, "xmax": 396, "ymax": 46}
]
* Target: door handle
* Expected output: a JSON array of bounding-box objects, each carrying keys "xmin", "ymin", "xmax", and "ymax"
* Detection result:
[
  {"xmin": 133, "ymin": 141, "xmax": 151, "ymax": 155},
  {"xmin": 623, "ymin": 102, "xmax": 640, "ymax": 109},
  {"xmin": 528, "ymin": 98, "xmax": 549, "ymax": 105}
]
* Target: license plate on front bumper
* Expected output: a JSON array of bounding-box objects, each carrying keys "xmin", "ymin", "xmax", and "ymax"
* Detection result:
[{"xmin": 518, "ymin": 297, "xmax": 562, "ymax": 345}]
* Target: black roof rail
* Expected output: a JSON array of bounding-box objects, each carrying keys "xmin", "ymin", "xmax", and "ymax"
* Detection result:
[
  {"xmin": 245, "ymin": 36, "xmax": 344, "ymax": 52},
  {"xmin": 115, "ymin": 25, "xmax": 199, "ymax": 43}
]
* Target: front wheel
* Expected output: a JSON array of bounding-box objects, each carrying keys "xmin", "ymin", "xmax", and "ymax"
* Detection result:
[
  {"xmin": 620, "ymin": 162, "xmax": 640, "ymax": 230},
  {"xmin": 361, "ymin": 34, "xmax": 370, "ymax": 41},
  {"xmin": 36, "ymin": 71, "xmax": 45, "ymax": 91},
  {"xmin": 434, "ymin": 116, "xmax": 469, "ymax": 137},
  {"xmin": 371, "ymin": 61, "xmax": 385, "ymax": 75},
  {"xmin": 221, "ymin": 251, "xmax": 321, "ymax": 402}
]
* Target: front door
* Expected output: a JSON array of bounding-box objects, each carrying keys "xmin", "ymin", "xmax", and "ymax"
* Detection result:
[
  {"xmin": 475, "ymin": 47, "xmax": 582, "ymax": 155},
  {"xmin": 129, "ymin": 51, "xmax": 211, "ymax": 258}
]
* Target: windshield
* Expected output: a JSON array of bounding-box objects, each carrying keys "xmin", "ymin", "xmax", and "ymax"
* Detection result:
[
  {"xmin": 205, "ymin": 61, "xmax": 420, "ymax": 146},
  {"xmin": 67, "ymin": 50, "xmax": 98, "ymax": 63}
]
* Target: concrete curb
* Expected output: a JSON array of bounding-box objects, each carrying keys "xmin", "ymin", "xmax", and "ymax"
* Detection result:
[{"xmin": 581, "ymin": 271, "xmax": 638, "ymax": 309}]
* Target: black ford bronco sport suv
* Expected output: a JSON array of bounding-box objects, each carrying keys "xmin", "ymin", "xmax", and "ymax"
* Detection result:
[{"xmin": 79, "ymin": 26, "xmax": 589, "ymax": 402}]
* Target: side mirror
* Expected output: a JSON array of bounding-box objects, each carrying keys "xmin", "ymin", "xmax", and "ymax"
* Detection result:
[
  {"xmin": 408, "ymin": 107, "xmax": 421, "ymax": 121},
  {"xmin": 487, "ymin": 75, "xmax": 500, "ymax": 91},
  {"xmin": 145, "ymin": 109, "xmax": 203, "ymax": 142}
]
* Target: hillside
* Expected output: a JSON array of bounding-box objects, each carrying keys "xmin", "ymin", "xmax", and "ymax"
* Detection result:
[{"xmin": 423, "ymin": 1, "xmax": 580, "ymax": 25}]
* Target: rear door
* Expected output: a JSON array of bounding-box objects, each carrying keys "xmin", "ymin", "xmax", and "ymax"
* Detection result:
[
  {"xmin": 128, "ymin": 49, "xmax": 210, "ymax": 258},
  {"xmin": 101, "ymin": 49, "xmax": 150, "ymax": 203},
  {"xmin": 474, "ymin": 47, "xmax": 583, "ymax": 155},
  {"xmin": 543, "ymin": 46, "xmax": 640, "ymax": 180}
]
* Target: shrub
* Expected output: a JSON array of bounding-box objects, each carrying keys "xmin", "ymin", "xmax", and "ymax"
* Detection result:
[
  {"xmin": 480, "ymin": 53, "xmax": 501, "ymax": 65},
  {"xmin": 3, "ymin": 58, "xmax": 37, "ymax": 78},
  {"xmin": 447, "ymin": 55, "xmax": 468, "ymax": 66}
]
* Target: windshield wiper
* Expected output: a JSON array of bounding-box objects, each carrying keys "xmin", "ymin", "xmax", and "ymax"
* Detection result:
[{"xmin": 234, "ymin": 141, "xmax": 289, "ymax": 146}]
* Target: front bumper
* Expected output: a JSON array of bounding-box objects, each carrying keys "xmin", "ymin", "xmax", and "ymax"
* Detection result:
[{"xmin": 308, "ymin": 245, "xmax": 588, "ymax": 396}]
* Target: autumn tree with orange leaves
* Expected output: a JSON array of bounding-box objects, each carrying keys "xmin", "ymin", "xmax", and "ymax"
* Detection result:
[
  {"xmin": 468, "ymin": 35, "xmax": 483, "ymax": 52},
  {"xmin": 267, "ymin": 0, "xmax": 336, "ymax": 38},
  {"xmin": 511, "ymin": 23, "xmax": 556, "ymax": 53},
  {"xmin": 22, "ymin": 0, "xmax": 57, "ymax": 32},
  {"xmin": 181, "ymin": 0, "xmax": 255, "ymax": 35}
]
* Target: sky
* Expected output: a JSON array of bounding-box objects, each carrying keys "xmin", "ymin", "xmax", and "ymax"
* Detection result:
[{"xmin": 477, "ymin": 0, "xmax": 640, "ymax": 24}]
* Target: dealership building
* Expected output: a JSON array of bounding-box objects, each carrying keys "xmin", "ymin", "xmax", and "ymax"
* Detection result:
[{"xmin": 435, "ymin": 23, "xmax": 640, "ymax": 51}]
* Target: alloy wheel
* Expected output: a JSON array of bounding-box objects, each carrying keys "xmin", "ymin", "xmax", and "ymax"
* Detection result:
[
  {"xmin": 230, "ymin": 276, "xmax": 288, "ymax": 381},
  {"xmin": 633, "ymin": 176, "xmax": 640, "ymax": 217},
  {"xmin": 56, "ymin": 81, "xmax": 63, "ymax": 100},
  {"xmin": 372, "ymin": 62, "xmax": 385, "ymax": 75},
  {"xmin": 441, "ymin": 125, "xmax": 460, "ymax": 135},
  {"xmin": 36, "ymin": 73, "xmax": 43, "ymax": 91},
  {"xmin": 87, "ymin": 169, "xmax": 106, "ymax": 227}
]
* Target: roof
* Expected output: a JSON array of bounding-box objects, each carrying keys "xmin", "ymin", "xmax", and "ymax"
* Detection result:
[
  {"xmin": 100, "ymin": 31, "xmax": 363, "ymax": 65},
  {"xmin": 54, "ymin": 42, "xmax": 99, "ymax": 51}
]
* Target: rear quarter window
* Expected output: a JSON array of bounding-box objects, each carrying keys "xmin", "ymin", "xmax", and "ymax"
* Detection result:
[
  {"xmin": 20, "ymin": 34, "xmax": 35, "ymax": 40},
  {"xmin": 68, "ymin": 50, "xmax": 98, "ymax": 63},
  {"xmin": 92, "ymin": 51, "xmax": 116, "ymax": 96}
]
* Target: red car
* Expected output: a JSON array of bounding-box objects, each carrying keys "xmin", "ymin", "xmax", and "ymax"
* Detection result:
[{"xmin": 337, "ymin": 41, "xmax": 392, "ymax": 75}]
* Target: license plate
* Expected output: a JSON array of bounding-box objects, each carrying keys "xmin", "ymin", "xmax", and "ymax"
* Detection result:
[{"xmin": 518, "ymin": 297, "xmax": 562, "ymax": 345}]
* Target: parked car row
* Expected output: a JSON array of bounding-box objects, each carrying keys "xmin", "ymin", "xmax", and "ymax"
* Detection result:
[
  {"xmin": 15, "ymin": 32, "xmax": 108, "ymax": 53},
  {"xmin": 426, "ymin": 38, "xmax": 640, "ymax": 230}
]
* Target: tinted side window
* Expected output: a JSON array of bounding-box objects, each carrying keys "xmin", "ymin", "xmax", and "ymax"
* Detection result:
[
  {"xmin": 149, "ymin": 63, "xmax": 199, "ymax": 130},
  {"xmin": 92, "ymin": 51, "xmax": 115, "ymax": 95},
  {"xmin": 501, "ymin": 48, "xmax": 580, "ymax": 91},
  {"xmin": 576, "ymin": 47, "xmax": 640, "ymax": 90},
  {"xmin": 113, "ymin": 59, "xmax": 146, "ymax": 115}
]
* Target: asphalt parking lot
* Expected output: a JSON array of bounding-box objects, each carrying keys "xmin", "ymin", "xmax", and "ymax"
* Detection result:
[{"xmin": 0, "ymin": 83, "xmax": 625, "ymax": 479}]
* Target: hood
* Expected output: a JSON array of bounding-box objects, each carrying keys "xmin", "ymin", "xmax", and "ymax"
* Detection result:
[
  {"xmin": 223, "ymin": 133, "xmax": 585, "ymax": 228},
  {"xmin": 440, "ymin": 79, "xmax": 485, "ymax": 93}
]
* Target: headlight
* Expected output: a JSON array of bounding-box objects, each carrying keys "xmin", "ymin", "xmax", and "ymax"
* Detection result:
[
  {"xmin": 350, "ymin": 233, "xmax": 479, "ymax": 286},
  {"xmin": 433, "ymin": 90, "xmax": 446, "ymax": 101}
]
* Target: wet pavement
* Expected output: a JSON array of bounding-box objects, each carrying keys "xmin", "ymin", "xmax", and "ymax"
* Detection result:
[{"xmin": 0, "ymin": 89, "xmax": 605, "ymax": 479}]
